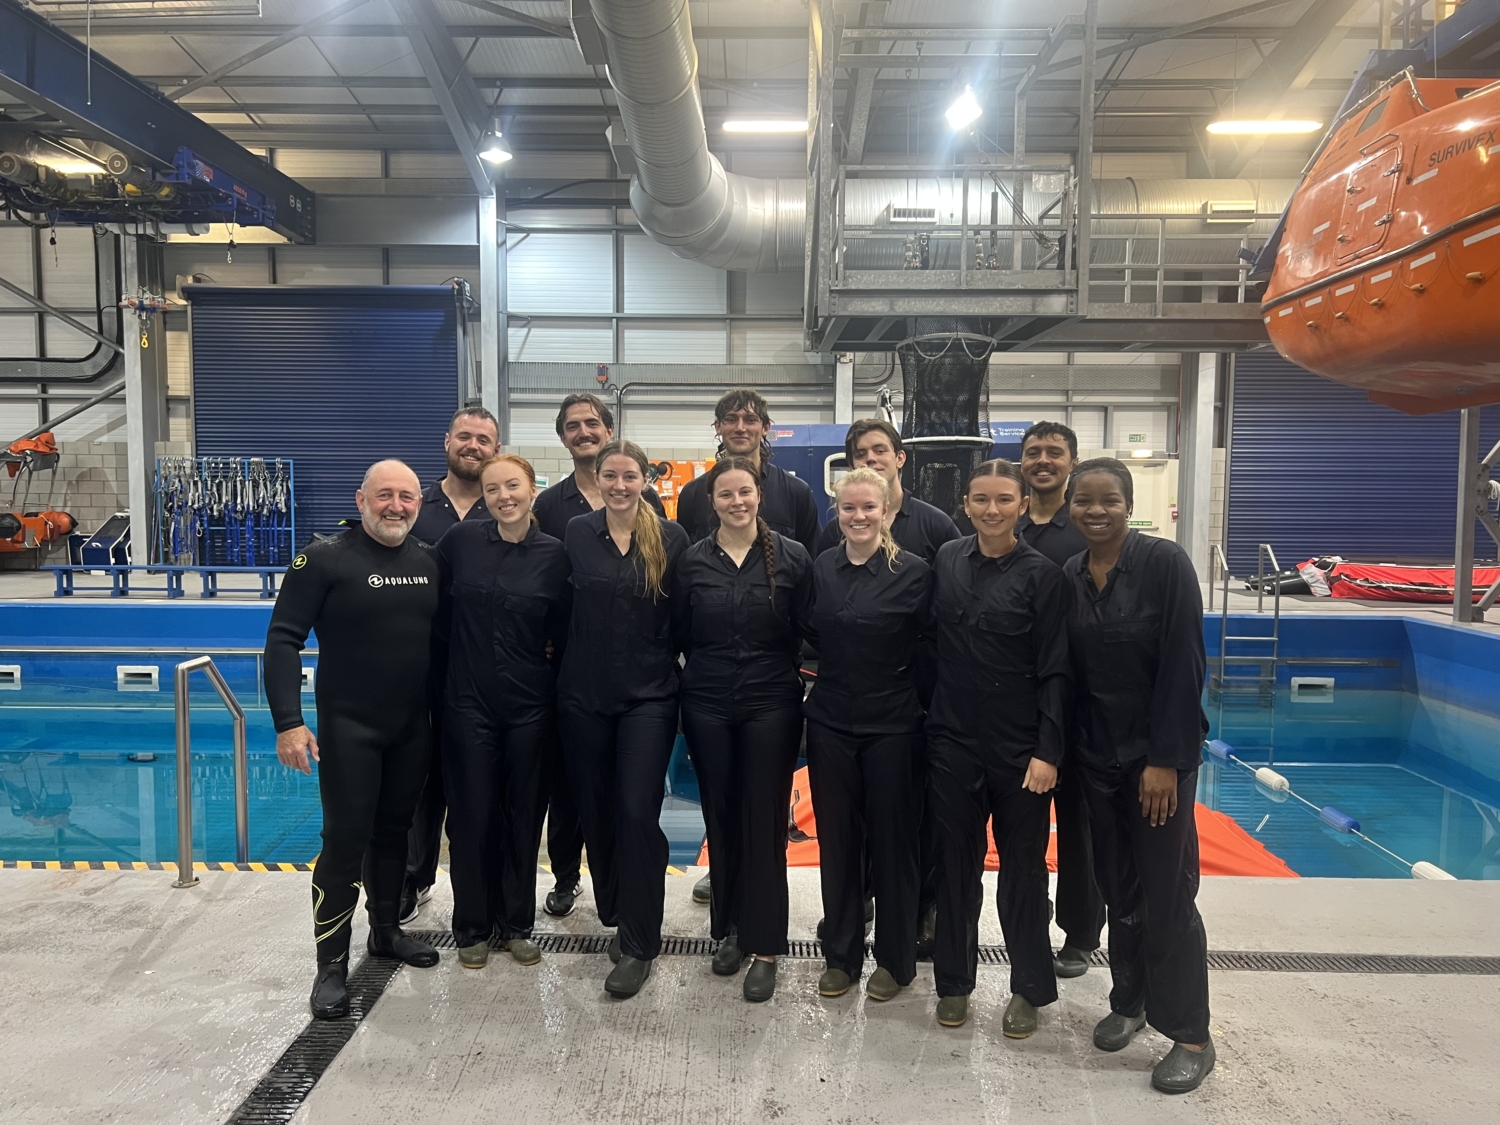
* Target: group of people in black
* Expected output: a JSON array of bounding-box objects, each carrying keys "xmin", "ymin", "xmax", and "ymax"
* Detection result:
[{"xmin": 265, "ymin": 388, "xmax": 1215, "ymax": 1095}]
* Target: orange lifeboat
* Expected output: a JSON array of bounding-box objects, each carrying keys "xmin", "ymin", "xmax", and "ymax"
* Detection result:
[{"xmin": 1261, "ymin": 71, "xmax": 1500, "ymax": 414}]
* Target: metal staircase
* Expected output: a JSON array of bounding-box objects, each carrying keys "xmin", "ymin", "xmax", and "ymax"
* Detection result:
[{"xmin": 1210, "ymin": 542, "xmax": 1282, "ymax": 699}]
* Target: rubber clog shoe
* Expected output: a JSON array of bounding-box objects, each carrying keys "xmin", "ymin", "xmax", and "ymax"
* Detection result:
[
  {"xmin": 712, "ymin": 935, "xmax": 745, "ymax": 976},
  {"xmin": 310, "ymin": 963, "xmax": 349, "ymax": 1020},
  {"xmin": 1093, "ymin": 1010, "xmax": 1147, "ymax": 1052},
  {"xmin": 1151, "ymin": 1038, "xmax": 1216, "ymax": 1094},
  {"xmin": 743, "ymin": 958, "xmax": 776, "ymax": 1002},
  {"xmin": 367, "ymin": 925, "xmax": 439, "ymax": 968},
  {"xmin": 818, "ymin": 968, "xmax": 852, "ymax": 997},
  {"xmin": 604, "ymin": 955, "xmax": 651, "ymax": 999},
  {"xmin": 1002, "ymin": 994, "xmax": 1038, "ymax": 1039},
  {"xmin": 691, "ymin": 873, "xmax": 712, "ymax": 904},
  {"xmin": 502, "ymin": 938, "xmax": 542, "ymax": 966},
  {"xmin": 935, "ymin": 995, "xmax": 969, "ymax": 1028},
  {"xmin": 457, "ymin": 941, "xmax": 490, "ymax": 969},
  {"xmin": 865, "ymin": 967, "xmax": 901, "ymax": 1002},
  {"xmin": 1053, "ymin": 944, "xmax": 1091, "ymax": 978}
]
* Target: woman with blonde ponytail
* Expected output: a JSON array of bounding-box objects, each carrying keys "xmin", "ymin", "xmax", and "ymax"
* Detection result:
[
  {"xmin": 673, "ymin": 456, "xmax": 813, "ymax": 1003},
  {"xmin": 556, "ymin": 439, "xmax": 689, "ymax": 1000}
]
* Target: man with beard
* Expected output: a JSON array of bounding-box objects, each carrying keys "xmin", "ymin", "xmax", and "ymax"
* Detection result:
[
  {"xmin": 531, "ymin": 393, "xmax": 663, "ymax": 918},
  {"xmin": 267, "ymin": 460, "xmax": 443, "ymax": 1018},
  {"xmin": 401, "ymin": 405, "xmax": 500, "ymax": 924}
]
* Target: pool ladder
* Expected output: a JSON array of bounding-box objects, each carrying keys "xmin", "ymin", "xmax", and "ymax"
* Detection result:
[
  {"xmin": 1209, "ymin": 543, "xmax": 1281, "ymax": 698},
  {"xmin": 171, "ymin": 656, "xmax": 248, "ymax": 888}
]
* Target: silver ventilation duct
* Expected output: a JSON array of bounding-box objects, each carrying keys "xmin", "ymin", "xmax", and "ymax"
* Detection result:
[{"xmin": 587, "ymin": 0, "xmax": 804, "ymax": 272}]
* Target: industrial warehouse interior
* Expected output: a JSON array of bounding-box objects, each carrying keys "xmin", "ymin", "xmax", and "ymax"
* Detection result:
[{"xmin": 1, "ymin": 0, "xmax": 1498, "ymax": 1122}]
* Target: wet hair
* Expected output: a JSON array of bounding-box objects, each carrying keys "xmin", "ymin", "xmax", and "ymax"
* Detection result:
[
  {"xmin": 554, "ymin": 392, "xmax": 614, "ymax": 437},
  {"xmin": 1067, "ymin": 457, "xmax": 1135, "ymax": 508},
  {"xmin": 595, "ymin": 439, "xmax": 668, "ymax": 599},
  {"xmin": 479, "ymin": 453, "xmax": 539, "ymax": 524},
  {"xmin": 703, "ymin": 456, "xmax": 778, "ymax": 602},
  {"xmin": 1020, "ymin": 420, "xmax": 1078, "ymax": 460},
  {"xmin": 712, "ymin": 388, "xmax": 775, "ymax": 462},
  {"xmin": 833, "ymin": 466, "xmax": 900, "ymax": 570},
  {"xmin": 965, "ymin": 458, "xmax": 1026, "ymax": 494},
  {"xmin": 449, "ymin": 404, "xmax": 499, "ymax": 435},
  {"xmin": 844, "ymin": 418, "xmax": 904, "ymax": 464}
]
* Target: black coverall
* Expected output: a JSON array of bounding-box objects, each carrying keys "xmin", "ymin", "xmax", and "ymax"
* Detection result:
[
  {"xmin": 1064, "ymin": 530, "xmax": 1211, "ymax": 1045},
  {"xmin": 674, "ymin": 531, "xmax": 812, "ymax": 957},
  {"xmin": 557, "ymin": 507, "xmax": 689, "ymax": 962},
  {"xmin": 927, "ymin": 536, "xmax": 1071, "ymax": 1006},
  {"xmin": 676, "ymin": 459, "xmax": 821, "ymax": 557},
  {"xmin": 403, "ymin": 480, "xmax": 492, "ymax": 898},
  {"xmin": 531, "ymin": 477, "xmax": 665, "ymax": 894},
  {"xmin": 1017, "ymin": 506, "xmax": 1106, "ymax": 957},
  {"xmin": 264, "ymin": 526, "xmax": 441, "ymax": 966},
  {"xmin": 435, "ymin": 521, "xmax": 570, "ymax": 948},
  {"xmin": 803, "ymin": 545, "xmax": 931, "ymax": 985}
]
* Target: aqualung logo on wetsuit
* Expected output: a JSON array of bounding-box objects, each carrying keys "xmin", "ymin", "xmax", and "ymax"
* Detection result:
[{"xmin": 367, "ymin": 574, "xmax": 431, "ymax": 588}]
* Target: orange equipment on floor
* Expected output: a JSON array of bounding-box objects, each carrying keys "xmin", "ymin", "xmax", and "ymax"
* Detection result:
[
  {"xmin": 1, "ymin": 431, "xmax": 76, "ymax": 554},
  {"xmin": 698, "ymin": 765, "xmax": 1298, "ymax": 877},
  {"xmin": 1261, "ymin": 72, "xmax": 1500, "ymax": 415},
  {"xmin": 648, "ymin": 458, "xmax": 714, "ymax": 521}
]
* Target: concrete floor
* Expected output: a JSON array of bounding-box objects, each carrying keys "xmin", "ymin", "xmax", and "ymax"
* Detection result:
[{"xmin": 1, "ymin": 868, "xmax": 1496, "ymax": 1125}]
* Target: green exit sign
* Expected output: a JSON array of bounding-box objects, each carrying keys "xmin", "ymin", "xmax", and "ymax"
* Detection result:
[{"xmin": 1127, "ymin": 433, "xmax": 1147, "ymax": 443}]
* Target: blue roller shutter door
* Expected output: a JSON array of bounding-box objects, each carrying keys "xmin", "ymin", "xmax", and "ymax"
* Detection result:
[
  {"xmin": 188, "ymin": 286, "xmax": 459, "ymax": 542},
  {"xmin": 1227, "ymin": 353, "xmax": 1500, "ymax": 575}
]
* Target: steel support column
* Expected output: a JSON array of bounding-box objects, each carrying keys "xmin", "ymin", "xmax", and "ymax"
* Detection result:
[
  {"xmin": 1076, "ymin": 0, "xmax": 1097, "ymax": 313},
  {"xmin": 1177, "ymin": 352, "xmax": 1217, "ymax": 581},
  {"xmin": 480, "ymin": 192, "xmax": 507, "ymax": 442},
  {"xmin": 834, "ymin": 352, "xmax": 854, "ymax": 423},
  {"xmin": 1453, "ymin": 408, "xmax": 1480, "ymax": 623},
  {"xmin": 121, "ymin": 236, "xmax": 167, "ymax": 566}
]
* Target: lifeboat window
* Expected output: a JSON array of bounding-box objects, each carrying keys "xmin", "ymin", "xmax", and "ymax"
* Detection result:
[
  {"xmin": 1357, "ymin": 100, "xmax": 1388, "ymax": 134},
  {"xmin": 1457, "ymin": 87, "xmax": 1479, "ymax": 98}
]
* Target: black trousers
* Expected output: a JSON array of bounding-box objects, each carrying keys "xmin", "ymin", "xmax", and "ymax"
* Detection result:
[
  {"xmin": 928, "ymin": 734, "xmax": 1057, "ymax": 1005},
  {"xmin": 1053, "ymin": 762, "xmax": 1106, "ymax": 951},
  {"xmin": 442, "ymin": 703, "xmax": 552, "ymax": 947},
  {"xmin": 312, "ymin": 711, "xmax": 430, "ymax": 966},
  {"xmin": 558, "ymin": 698, "xmax": 678, "ymax": 961},
  {"xmin": 546, "ymin": 749, "xmax": 585, "ymax": 891},
  {"xmin": 1082, "ymin": 761, "xmax": 1211, "ymax": 1044},
  {"xmin": 681, "ymin": 704, "xmax": 802, "ymax": 956},
  {"xmin": 806, "ymin": 722, "xmax": 920, "ymax": 983}
]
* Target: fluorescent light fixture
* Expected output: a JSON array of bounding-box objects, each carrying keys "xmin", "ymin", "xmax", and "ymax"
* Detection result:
[
  {"xmin": 479, "ymin": 118, "xmax": 513, "ymax": 165},
  {"xmin": 1130, "ymin": 448, "xmax": 1154, "ymax": 459},
  {"xmin": 945, "ymin": 86, "xmax": 983, "ymax": 131},
  {"xmin": 722, "ymin": 119, "xmax": 809, "ymax": 133},
  {"xmin": 1206, "ymin": 119, "xmax": 1322, "ymax": 136}
]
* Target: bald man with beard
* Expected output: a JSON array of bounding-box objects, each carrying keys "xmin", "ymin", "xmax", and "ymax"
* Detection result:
[{"xmin": 265, "ymin": 460, "xmax": 445, "ymax": 1019}]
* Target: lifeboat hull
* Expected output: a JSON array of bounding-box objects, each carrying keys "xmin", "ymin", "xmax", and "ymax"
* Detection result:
[{"xmin": 1261, "ymin": 76, "xmax": 1500, "ymax": 414}]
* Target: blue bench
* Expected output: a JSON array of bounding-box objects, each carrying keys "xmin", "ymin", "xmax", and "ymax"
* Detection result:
[{"xmin": 45, "ymin": 565, "xmax": 285, "ymax": 599}]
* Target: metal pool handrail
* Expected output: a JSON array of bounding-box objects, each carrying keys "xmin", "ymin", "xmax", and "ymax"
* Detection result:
[{"xmin": 172, "ymin": 655, "xmax": 248, "ymax": 887}]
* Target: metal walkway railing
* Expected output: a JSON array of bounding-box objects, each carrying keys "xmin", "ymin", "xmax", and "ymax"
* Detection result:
[{"xmin": 171, "ymin": 655, "xmax": 248, "ymax": 887}]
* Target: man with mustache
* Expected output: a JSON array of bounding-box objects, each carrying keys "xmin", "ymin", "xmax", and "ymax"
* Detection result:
[
  {"xmin": 266, "ymin": 460, "xmax": 444, "ymax": 1020},
  {"xmin": 401, "ymin": 406, "xmax": 501, "ymax": 926},
  {"xmin": 532, "ymin": 393, "xmax": 664, "ymax": 918}
]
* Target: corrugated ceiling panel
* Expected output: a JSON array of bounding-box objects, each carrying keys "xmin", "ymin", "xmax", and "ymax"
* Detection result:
[
  {"xmin": 508, "ymin": 233, "xmax": 613, "ymax": 315},
  {"xmin": 623, "ymin": 237, "xmax": 725, "ymax": 314}
]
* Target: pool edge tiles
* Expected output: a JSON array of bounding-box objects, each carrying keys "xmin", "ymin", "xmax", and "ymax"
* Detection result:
[{"xmin": 0, "ymin": 859, "xmax": 315, "ymax": 871}]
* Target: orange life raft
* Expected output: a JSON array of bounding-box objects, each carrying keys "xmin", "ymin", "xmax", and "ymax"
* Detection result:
[
  {"xmin": 698, "ymin": 765, "xmax": 1297, "ymax": 877},
  {"xmin": 1261, "ymin": 72, "xmax": 1500, "ymax": 414}
]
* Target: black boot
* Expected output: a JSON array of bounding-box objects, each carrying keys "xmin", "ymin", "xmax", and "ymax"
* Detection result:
[
  {"xmin": 310, "ymin": 963, "xmax": 349, "ymax": 1020},
  {"xmin": 367, "ymin": 924, "xmax": 439, "ymax": 968}
]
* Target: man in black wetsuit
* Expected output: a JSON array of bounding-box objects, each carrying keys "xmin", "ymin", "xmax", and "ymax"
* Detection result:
[
  {"xmin": 532, "ymin": 393, "xmax": 664, "ymax": 919},
  {"xmin": 266, "ymin": 459, "xmax": 443, "ymax": 1020},
  {"xmin": 401, "ymin": 406, "xmax": 499, "ymax": 925},
  {"xmin": 674, "ymin": 388, "xmax": 820, "ymax": 906},
  {"xmin": 1015, "ymin": 421, "xmax": 1107, "ymax": 981}
]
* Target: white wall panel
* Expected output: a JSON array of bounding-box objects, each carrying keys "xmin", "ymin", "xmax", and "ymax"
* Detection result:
[
  {"xmin": 274, "ymin": 247, "xmax": 383, "ymax": 285},
  {"xmin": 729, "ymin": 323, "xmax": 806, "ymax": 363},
  {"xmin": 166, "ymin": 327, "xmax": 191, "ymax": 397},
  {"xmin": 273, "ymin": 149, "xmax": 382, "ymax": 177},
  {"xmin": 37, "ymin": 227, "xmax": 96, "ymax": 308},
  {"xmin": 44, "ymin": 320, "xmax": 97, "ymax": 359},
  {"xmin": 623, "ymin": 237, "xmax": 725, "ymax": 314},
  {"xmin": 0, "ymin": 402, "xmax": 37, "ymax": 439},
  {"xmin": 388, "ymin": 246, "xmax": 479, "ymax": 287},
  {"xmin": 52, "ymin": 399, "xmax": 125, "ymax": 443},
  {"xmin": 1072, "ymin": 408, "xmax": 1106, "ymax": 449},
  {"xmin": 509, "ymin": 321, "xmax": 614, "ymax": 362},
  {"xmin": 621, "ymin": 323, "xmax": 726, "ymax": 363},
  {"xmin": 0, "ymin": 315, "xmax": 36, "ymax": 356},
  {"xmin": 388, "ymin": 151, "xmax": 469, "ymax": 178},
  {"xmin": 744, "ymin": 271, "xmax": 803, "ymax": 314},
  {"xmin": 1112, "ymin": 408, "xmax": 1169, "ymax": 448},
  {"xmin": 508, "ymin": 233, "xmax": 613, "ymax": 314},
  {"xmin": 0, "ymin": 227, "xmax": 35, "ymax": 308},
  {"xmin": 165, "ymin": 244, "xmax": 271, "ymax": 287}
]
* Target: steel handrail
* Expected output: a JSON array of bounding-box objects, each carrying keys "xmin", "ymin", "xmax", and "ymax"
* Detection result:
[{"xmin": 172, "ymin": 655, "xmax": 249, "ymax": 887}]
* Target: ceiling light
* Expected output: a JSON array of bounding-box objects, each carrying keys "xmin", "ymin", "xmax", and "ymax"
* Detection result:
[
  {"xmin": 944, "ymin": 86, "xmax": 983, "ymax": 131},
  {"xmin": 722, "ymin": 120, "xmax": 809, "ymax": 133},
  {"xmin": 1206, "ymin": 119, "xmax": 1323, "ymax": 136},
  {"xmin": 1130, "ymin": 449, "xmax": 1154, "ymax": 459},
  {"xmin": 479, "ymin": 119, "xmax": 512, "ymax": 165}
]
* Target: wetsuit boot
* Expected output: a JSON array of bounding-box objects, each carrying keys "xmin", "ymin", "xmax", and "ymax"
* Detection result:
[
  {"xmin": 310, "ymin": 963, "xmax": 350, "ymax": 1019},
  {"xmin": 367, "ymin": 924, "xmax": 440, "ymax": 967}
]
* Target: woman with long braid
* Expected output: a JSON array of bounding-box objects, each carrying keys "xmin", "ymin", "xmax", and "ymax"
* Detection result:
[
  {"xmin": 673, "ymin": 456, "xmax": 813, "ymax": 1002},
  {"xmin": 557, "ymin": 439, "xmax": 689, "ymax": 1000}
]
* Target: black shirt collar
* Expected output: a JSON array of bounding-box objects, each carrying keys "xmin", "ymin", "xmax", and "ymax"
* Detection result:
[
  {"xmin": 1018, "ymin": 504, "xmax": 1070, "ymax": 532},
  {"xmin": 559, "ymin": 472, "xmax": 582, "ymax": 502},
  {"xmin": 960, "ymin": 533, "xmax": 1030, "ymax": 569},
  {"xmin": 485, "ymin": 519, "xmax": 540, "ymax": 546},
  {"xmin": 834, "ymin": 544, "xmax": 885, "ymax": 574}
]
